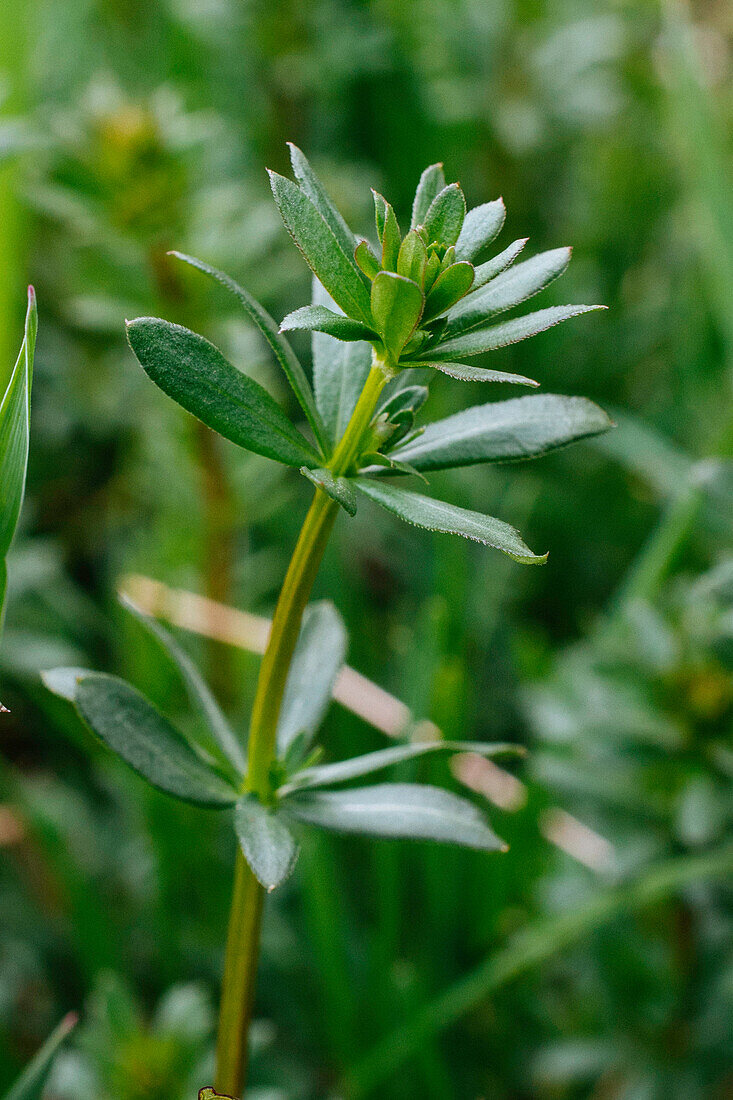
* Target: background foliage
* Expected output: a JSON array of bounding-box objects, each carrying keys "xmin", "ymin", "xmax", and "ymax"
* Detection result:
[{"xmin": 1, "ymin": 0, "xmax": 731, "ymax": 1097}]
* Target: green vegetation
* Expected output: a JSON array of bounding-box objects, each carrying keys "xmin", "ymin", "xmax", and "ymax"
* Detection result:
[{"xmin": 1, "ymin": 2, "xmax": 731, "ymax": 1098}]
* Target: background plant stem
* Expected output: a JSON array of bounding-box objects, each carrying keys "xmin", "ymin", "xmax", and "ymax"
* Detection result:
[{"xmin": 215, "ymin": 355, "xmax": 389, "ymax": 1096}]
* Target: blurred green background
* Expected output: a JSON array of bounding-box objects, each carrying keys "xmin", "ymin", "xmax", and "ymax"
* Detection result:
[{"xmin": 1, "ymin": 0, "xmax": 731, "ymax": 1097}]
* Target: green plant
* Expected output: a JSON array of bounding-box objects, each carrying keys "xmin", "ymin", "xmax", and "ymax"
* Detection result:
[
  {"xmin": 0, "ymin": 286, "xmax": 36, "ymax": 711},
  {"xmin": 44, "ymin": 147, "xmax": 611, "ymax": 1096}
]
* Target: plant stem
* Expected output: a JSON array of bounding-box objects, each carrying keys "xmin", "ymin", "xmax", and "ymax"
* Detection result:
[{"xmin": 215, "ymin": 353, "xmax": 390, "ymax": 1095}]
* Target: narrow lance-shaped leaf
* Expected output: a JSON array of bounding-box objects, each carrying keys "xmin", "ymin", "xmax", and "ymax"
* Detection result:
[
  {"xmin": 471, "ymin": 238, "xmax": 528, "ymax": 290},
  {"xmin": 397, "ymin": 231, "xmax": 428, "ymax": 285},
  {"xmin": 280, "ymin": 305, "xmax": 375, "ymax": 342},
  {"xmin": 74, "ymin": 673, "xmax": 238, "ymax": 806},
  {"xmin": 311, "ymin": 279, "xmax": 373, "ymax": 441},
  {"xmin": 391, "ymin": 394, "xmax": 613, "ymax": 471},
  {"xmin": 277, "ymin": 601, "xmax": 348, "ymax": 753},
  {"xmin": 410, "ymin": 361, "xmax": 539, "ymax": 386},
  {"xmin": 354, "ymin": 480, "xmax": 547, "ymax": 563},
  {"xmin": 381, "ymin": 203, "xmax": 401, "ymax": 271},
  {"xmin": 282, "ymin": 740, "xmax": 524, "ymax": 793},
  {"xmin": 411, "ymin": 163, "xmax": 447, "ymax": 229},
  {"xmin": 119, "ymin": 593, "xmax": 246, "ymax": 776},
  {"xmin": 442, "ymin": 248, "xmax": 572, "ymax": 337},
  {"xmin": 429, "ymin": 304, "xmax": 606, "ymax": 359},
  {"xmin": 371, "ymin": 272, "xmax": 424, "ymax": 359},
  {"xmin": 170, "ymin": 251, "xmax": 329, "ymax": 455},
  {"xmin": 287, "ymin": 143, "xmax": 360, "ymax": 268},
  {"xmin": 454, "ymin": 199, "xmax": 506, "ymax": 261},
  {"xmin": 235, "ymin": 794, "xmax": 299, "ymax": 891},
  {"xmin": 300, "ymin": 467, "xmax": 357, "ymax": 516},
  {"xmin": 126, "ymin": 318, "xmax": 321, "ymax": 468},
  {"xmin": 423, "ymin": 262, "xmax": 474, "ymax": 321},
  {"xmin": 269, "ymin": 170, "xmax": 373, "ymax": 324},
  {"xmin": 284, "ymin": 782, "xmax": 506, "ymax": 851},
  {"xmin": 422, "ymin": 184, "xmax": 466, "ymax": 248}
]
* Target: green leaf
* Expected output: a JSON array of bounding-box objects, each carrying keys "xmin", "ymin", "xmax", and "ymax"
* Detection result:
[
  {"xmin": 119, "ymin": 593, "xmax": 246, "ymax": 776},
  {"xmin": 355, "ymin": 239, "xmax": 381, "ymax": 279},
  {"xmin": 269, "ymin": 170, "xmax": 373, "ymax": 324},
  {"xmin": 300, "ymin": 466, "xmax": 357, "ymax": 516},
  {"xmin": 287, "ymin": 143, "xmax": 359, "ymax": 264},
  {"xmin": 472, "ymin": 238, "xmax": 528, "ymax": 289},
  {"xmin": 422, "ymin": 184, "xmax": 466, "ymax": 248},
  {"xmin": 423, "ymin": 262, "xmax": 474, "ymax": 321},
  {"xmin": 285, "ymin": 782, "xmax": 506, "ymax": 850},
  {"xmin": 397, "ymin": 231, "xmax": 428, "ymax": 285},
  {"xmin": 372, "ymin": 190, "xmax": 388, "ymax": 243},
  {"xmin": 381, "ymin": 203, "xmax": 401, "ymax": 271},
  {"xmin": 280, "ymin": 305, "xmax": 375, "ymax": 342},
  {"xmin": 3, "ymin": 1013, "xmax": 77, "ymax": 1100},
  {"xmin": 235, "ymin": 794, "xmax": 299, "ymax": 891},
  {"xmin": 391, "ymin": 394, "xmax": 613, "ymax": 471},
  {"xmin": 277, "ymin": 601, "xmax": 348, "ymax": 753},
  {"xmin": 454, "ymin": 199, "xmax": 506, "ymax": 261},
  {"xmin": 443, "ymin": 248, "xmax": 572, "ymax": 336},
  {"xmin": 126, "ymin": 318, "xmax": 320, "ymax": 468},
  {"xmin": 311, "ymin": 279, "xmax": 373, "ymax": 442},
  {"xmin": 410, "ymin": 361, "xmax": 539, "ymax": 386},
  {"xmin": 354, "ymin": 480, "xmax": 546, "ymax": 563},
  {"xmin": 170, "ymin": 252, "xmax": 328, "ymax": 455},
  {"xmin": 370, "ymin": 272, "xmax": 424, "ymax": 358},
  {"xmin": 283, "ymin": 740, "xmax": 523, "ymax": 792},
  {"xmin": 411, "ymin": 163, "xmax": 447, "ymax": 229},
  {"xmin": 1, "ymin": 287, "xmax": 36, "ymax": 565},
  {"xmin": 430, "ymin": 305, "xmax": 606, "ymax": 359},
  {"xmin": 74, "ymin": 673, "xmax": 238, "ymax": 806}
]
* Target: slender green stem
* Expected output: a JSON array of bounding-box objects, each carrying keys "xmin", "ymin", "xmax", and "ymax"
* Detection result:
[{"xmin": 215, "ymin": 352, "xmax": 390, "ymax": 1096}]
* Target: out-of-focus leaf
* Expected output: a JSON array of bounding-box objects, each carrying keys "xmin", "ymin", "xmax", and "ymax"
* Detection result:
[
  {"xmin": 287, "ymin": 143, "xmax": 358, "ymax": 264},
  {"xmin": 423, "ymin": 262, "xmax": 474, "ymax": 320},
  {"xmin": 300, "ymin": 466, "xmax": 358, "ymax": 516},
  {"xmin": 283, "ymin": 740, "xmax": 523, "ymax": 792},
  {"xmin": 126, "ymin": 318, "xmax": 320, "ymax": 468},
  {"xmin": 0, "ymin": 288, "xmax": 36, "ymax": 559},
  {"xmin": 235, "ymin": 794, "xmax": 299, "ymax": 891},
  {"xmin": 74, "ymin": 673, "xmax": 237, "ymax": 806},
  {"xmin": 411, "ymin": 361, "xmax": 539, "ymax": 386},
  {"xmin": 311, "ymin": 279, "xmax": 373, "ymax": 443},
  {"xmin": 422, "ymin": 184, "xmax": 466, "ymax": 248},
  {"xmin": 170, "ymin": 252, "xmax": 328, "ymax": 454},
  {"xmin": 3, "ymin": 1012, "xmax": 77, "ymax": 1100},
  {"xmin": 430, "ymin": 305, "xmax": 606, "ymax": 359},
  {"xmin": 355, "ymin": 480, "xmax": 546, "ymax": 562},
  {"xmin": 411, "ymin": 163, "xmax": 447, "ymax": 229},
  {"xmin": 280, "ymin": 305, "xmax": 374, "ymax": 342},
  {"xmin": 392, "ymin": 394, "xmax": 612, "ymax": 471},
  {"xmin": 472, "ymin": 238, "xmax": 528, "ymax": 289},
  {"xmin": 370, "ymin": 272, "xmax": 423, "ymax": 358},
  {"xmin": 269, "ymin": 170, "xmax": 372, "ymax": 324},
  {"xmin": 40, "ymin": 666, "xmax": 92, "ymax": 702},
  {"xmin": 119, "ymin": 593, "xmax": 246, "ymax": 776},
  {"xmin": 444, "ymin": 248, "xmax": 573, "ymax": 336},
  {"xmin": 455, "ymin": 199, "xmax": 506, "ymax": 261},
  {"xmin": 277, "ymin": 601, "xmax": 348, "ymax": 753},
  {"xmin": 285, "ymin": 782, "xmax": 506, "ymax": 850}
]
